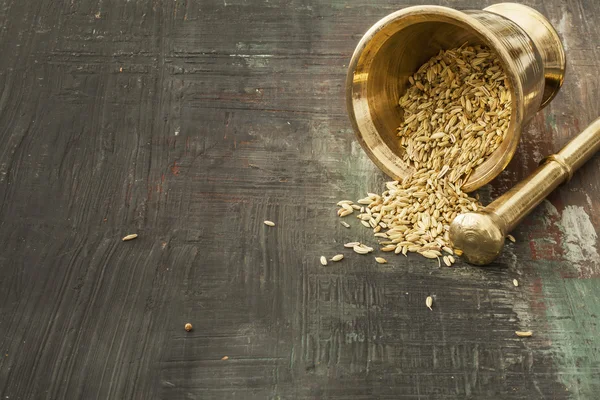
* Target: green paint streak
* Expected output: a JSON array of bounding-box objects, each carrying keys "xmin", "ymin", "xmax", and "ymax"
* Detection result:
[
  {"xmin": 546, "ymin": 113, "xmax": 558, "ymax": 132},
  {"xmin": 539, "ymin": 265, "xmax": 600, "ymax": 398}
]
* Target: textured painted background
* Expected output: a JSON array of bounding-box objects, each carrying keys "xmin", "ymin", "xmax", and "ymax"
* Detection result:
[{"xmin": 0, "ymin": 0, "xmax": 599, "ymax": 399}]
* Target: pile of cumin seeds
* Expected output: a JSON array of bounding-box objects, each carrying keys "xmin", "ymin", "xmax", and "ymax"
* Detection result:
[{"xmin": 337, "ymin": 44, "xmax": 512, "ymax": 265}]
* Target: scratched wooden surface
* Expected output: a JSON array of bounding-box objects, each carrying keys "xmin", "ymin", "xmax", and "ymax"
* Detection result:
[{"xmin": 1, "ymin": 0, "xmax": 599, "ymax": 399}]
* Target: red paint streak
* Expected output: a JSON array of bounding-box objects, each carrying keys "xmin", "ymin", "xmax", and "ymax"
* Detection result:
[
  {"xmin": 527, "ymin": 233, "xmax": 562, "ymax": 261},
  {"xmin": 171, "ymin": 161, "xmax": 180, "ymax": 176},
  {"xmin": 531, "ymin": 278, "xmax": 544, "ymax": 296},
  {"xmin": 528, "ymin": 238, "xmax": 540, "ymax": 260},
  {"xmin": 526, "ymin": 224, "xmax": 562, "ymax": 261}
]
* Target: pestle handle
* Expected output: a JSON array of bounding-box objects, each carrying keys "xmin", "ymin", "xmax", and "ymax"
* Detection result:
[{"xmin": 558, "ymin": 117, "xmax": 600, "ymax": 172}]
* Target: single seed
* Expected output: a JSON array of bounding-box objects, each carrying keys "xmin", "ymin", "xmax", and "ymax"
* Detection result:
[
  {"xmin": 353, "ymin": 245, "xmax": 369, "ymax": 255},
  {"xmin": 122, "ymin": 234, "xmax": 138, "ymax": 241},
  {"xmin": 331, "ymin": 254, "xmax": 344, "ymax": 262},
  {"xmin": 443, "ymin": 256, "xmax": 451, "ymax": 267},
  {"xmin": 375, "ymin": 257, "xmax": 387, "ymax": 264},
  {"xmin": 515, "ymin": 331, "xmax": 532, "ymax": 337},
  {"xmin": 184, "ymin": 323, "xmax": 192, "ymax": 332},
  {"xmin": 507, "ymin": 234, "xmax": 516, "ymax": 243},
  {"xmin": 426, "ymin": 296, "xmax": 433, "ymax": 310},
  {"xmin": 221, "ymin": 356, "xmax": 229, "ymax": 360},
  {"xmin": 454, "ymin": 249, "xmax": 463, "ymax": 256},
  {"xmin": 344, "ymin": 242, "xmax": 360, "ymax": 248},
  {"xmin": 264, "ymin": 220, "xmax": 275, "ymax": 227},
  {"xmin": 340, "ymin": 221, "xmax": 350, "ymax": 228},
  {"xmin": 513, "ymin": 279, "xmax": 519, "ymax": 287},
  {"xmin": 320, "ymin": 256, "xmax": 327, "ymax": 266},
  {"xmin": 421, "ymin": 250, "xmax": 439, "ymax": 259}
]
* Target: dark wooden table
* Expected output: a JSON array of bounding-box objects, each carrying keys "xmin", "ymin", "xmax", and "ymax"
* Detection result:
[{"xmin": 1, "ymin": 0, "xmax": 599, "ymax": 398}]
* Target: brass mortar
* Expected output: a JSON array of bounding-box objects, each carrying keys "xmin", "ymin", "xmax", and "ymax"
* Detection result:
[{"xmin": 346, "ymin": 3, "xmax": 566, "ymax": 192}]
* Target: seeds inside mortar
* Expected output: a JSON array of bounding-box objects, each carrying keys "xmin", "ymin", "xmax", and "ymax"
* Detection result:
[{"xmin": 337, "ymin": 44, "xmax": 512, "ymax": 263}]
